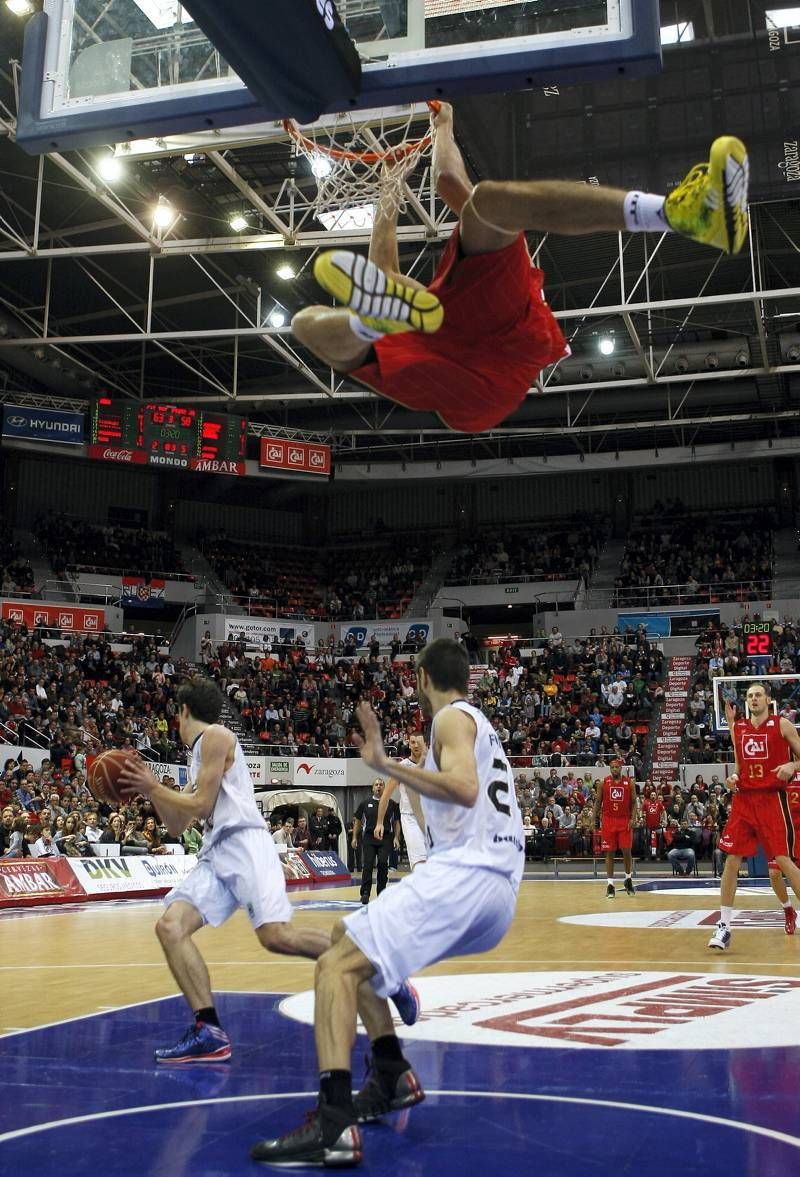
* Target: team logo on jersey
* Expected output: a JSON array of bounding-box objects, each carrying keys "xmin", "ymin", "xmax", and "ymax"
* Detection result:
[
  {"xmin": 280, "ymin": 971, "xmax": 800, "ymax": 1050},
  {"xmin": 610, "ymin": 786, "xmax": 624, "ymax": 802},
  {"xmin": 743, "ymin": 735, "xmax": 768, "ymax": 758}
]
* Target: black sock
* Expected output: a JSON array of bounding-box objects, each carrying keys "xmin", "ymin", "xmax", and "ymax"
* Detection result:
[
  {"xmin": 194, "ymin": 1006, "xmax": 220, "ymax": 1028},
  {"xmin": 372, "ymin": 1034, "xmax": 404, "ymax": 1064},
  {"xmin": 320, "ymin": 1069, "xmax": 353, "ymax": 1110}
]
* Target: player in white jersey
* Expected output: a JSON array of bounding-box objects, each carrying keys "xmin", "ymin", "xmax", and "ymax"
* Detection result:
[
  {"xmin": 374, "ymin": 731, "xmax": 428, "ymax": 870},
  {"xmin": 118, "ymin": 676, "xmax": 331, "ymax": 1064},
  {"xmin": 252, "ymin": 638, "xmax": 524, "ymax": 1168}
]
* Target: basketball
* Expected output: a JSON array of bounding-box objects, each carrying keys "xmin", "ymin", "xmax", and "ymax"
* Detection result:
[{"xmin": 87, "ymin": 749, "xmax": 137, "ymax": 806}]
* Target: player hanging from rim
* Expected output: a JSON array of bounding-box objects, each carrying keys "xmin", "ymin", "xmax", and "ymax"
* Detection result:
[
  {"xmin": 374, "ymin": 729, "xmax": 428, "ymax": 871},
  {"xmin": 766, "ymin": 774, "xmax": 800, "ymax": 935},
  {"xmin": 593, "ymin": 758, "xmax": 639, "ymax": 899},
  {"xmin": 292, "ymin": 102, "xmax": 749, "ymax": 433},
  {"xmin": 250, "ymin": 639, "xmax": 524, "ymax": 1168},
  {"xmin": 117, "ymin": 677, "xmax": 418, "ymax": 1063},
  {"xmin": 709, "ymin": 684, "xmax": 800, "ymax": 951}
]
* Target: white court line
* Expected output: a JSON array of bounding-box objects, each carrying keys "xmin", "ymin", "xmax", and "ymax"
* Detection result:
[
  {"xmin": 0, "ymin": 960, "xmax": 312, "ymax": 970},
  {"xmin": 0, "ymin": 1089, "xmax": 798, "ymax": 1151}
]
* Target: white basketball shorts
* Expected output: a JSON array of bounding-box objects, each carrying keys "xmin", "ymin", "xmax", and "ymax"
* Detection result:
[
  {"xmin": 401, "ymin": 812, "xmax": 427, "ymax": 868},
  {"xmin": 343, "ymin": 855, "xmax": 519, "ymax": 999},
  {"xmin": 165, "ymin": 827, "xmax": 292, "ymax": 929}
]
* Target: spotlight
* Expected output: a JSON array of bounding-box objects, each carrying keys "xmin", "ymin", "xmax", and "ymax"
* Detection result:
[
  {"xmin": 5, "ymin": 0, "xmax": 35, "ymax": 15},
  {"xmin": 610, "ymin": 361, "xmax": 627, "ymax": 379},
  {"xmin": 786, "ymin": 345, "xmax": 800, "ymax": 362},
  {"xmin": 229, "ymin": 213, "xmax": 248, "ymax": 232},
  {"xmin": 276, "ymin": 264, "xmax": 296, "ymax": 280},
  {"xmin": 96, "ymin": 153, "xmax": 123, "ymax": 183},
  {"xmin": 268, "ymin": 309, "xmax": 286, "ymax": 328},
  {"xmin": 705, "ymin": 352, "xmax": 720, "ymax": 370},
  {"xmin": 675, "ymin": 356, "xmax": 689, "ymax": 374},
  {"xmin": 735, "ymin": 348, "xmax": 749, "ymax": 367},
  {"xmin": 599, "ymin": 337, "xmax": 615, "ymax": 356},
  {"xmin": 311, "ymin": 155, "xmax": 333, "ymax": 179},
  {"xmin": 153, "ymin": 197, "xmax": 176, "ymax": 229},
  {"xmin": 578, "ymin": 365, "xmax": 594, "ymax": 381}
]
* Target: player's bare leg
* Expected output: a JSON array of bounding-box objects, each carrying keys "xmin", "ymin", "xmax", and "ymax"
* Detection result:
[
  {"xmin": 773, "ymin": 856, "xmax": 800, "ymax": 935},
  {"xmin": 156, "ymin": 901, "xmax": 212, "ymax": 1009},
  {"xmin": 291, "ymin": 305, "xmax": 372, "ymax": 372},
  {"xmin": 709, "ymin": 854, "xmax": 742, "ymax": 950},
  {"xmin": 256, "ymin": 920, "xmax": 332, "ymax": 959},
  {"xmin": 604, "ymin": 851, "xmax": 615, "ymax": 899},
  {"xmin": 622, "ymin": 847, "xmax": 636, "ymax": 896},
  {"xmin": 432, "ymin": 101, "xmax": 748, "ymax": 256},
  {"xmin": 768, "ymin": 866, "xmax": 797, "ymax": 934}
]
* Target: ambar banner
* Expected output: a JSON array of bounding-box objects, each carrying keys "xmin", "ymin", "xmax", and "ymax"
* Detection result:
[{"xmin": 0, "ymin": 859, "xmax": 83, "ymax": 907}]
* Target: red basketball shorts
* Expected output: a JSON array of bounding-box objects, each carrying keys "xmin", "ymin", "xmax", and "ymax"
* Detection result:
[
  {"xmin": 719, "ymin": 790, "xmax": 797, "ymax": 860},
  {"xmin": 350, "ymin": 228, "xmax": 568, "ymax": 433},
  {"xmin": 600, "ymin": 821, "xmax": 632, "ymax": 853}
]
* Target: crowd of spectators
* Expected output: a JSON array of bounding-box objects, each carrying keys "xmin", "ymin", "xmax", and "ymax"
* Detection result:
[
  {"xmin": 0, "ymin": 518, "xmax": 34, "ymax": 596},
  {"xmin": 218, "ymin": 627, "xmax": 665, "ymax": 769},
  {"xmin": 681, "ymin": 616, "xmax": 800, "ymax": 765},
  {"xmin": 613, "ymin": 501, "xmax": 775, "ymax": 606},
  {"xmin": 202, "ymin": 532, "xmax": 435, "ymax": 620},
  {"xmin": 0, "ymin": 619, "xmax": 187, "ymax": 765},
  {"xmin": 446, "ymin": 515, "xmax": 608, "ymax": 585},
  {"xmin": 36, "ymin": 512, "xmax": 187, "ymax": 579}
]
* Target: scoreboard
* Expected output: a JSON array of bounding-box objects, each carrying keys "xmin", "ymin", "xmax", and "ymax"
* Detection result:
[
  {"xmin": 88, "ymin": 401, "xmax": 247, "ymax": 474},
  {"xmin": 742, "ymin": 620, "xmax": 774, "ymax": 659}
]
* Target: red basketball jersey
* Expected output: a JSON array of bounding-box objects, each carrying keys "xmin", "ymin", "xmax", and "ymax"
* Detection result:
[
  {"xmin": 601, "ymin": 775, "xmax": 634, "ymax": 823},
  {"xmin": 641, "ymin": 797, "xmax": 664, "ymax": 829},
  {"xmin": 733, "ymin": 716, "xmax": 792, "ymax": 791}
]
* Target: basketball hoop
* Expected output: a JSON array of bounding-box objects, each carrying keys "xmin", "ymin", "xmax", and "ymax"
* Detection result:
[{"xmin": 283, "ymin": 101, "xmax": 440, "ymax": 222}]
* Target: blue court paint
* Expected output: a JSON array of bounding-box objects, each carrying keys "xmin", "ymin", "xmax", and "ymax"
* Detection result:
[{"xmin": 1, "ymin": 993, "xmax": 797, "ymax": 1175}]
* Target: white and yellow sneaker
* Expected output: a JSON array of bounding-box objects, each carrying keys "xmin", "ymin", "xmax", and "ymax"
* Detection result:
[
  {"xmin": 664, "ymin": 136, "xmax": 749, "ymax": 254},
  {"xmin": 314, "ymin": 250, "xmax": 444, "ymax": 335}
]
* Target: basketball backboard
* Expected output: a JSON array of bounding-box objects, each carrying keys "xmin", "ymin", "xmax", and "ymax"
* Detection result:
[{"xmin": 17, "ymin": 0, "xmax": 661, "ymax": 154}]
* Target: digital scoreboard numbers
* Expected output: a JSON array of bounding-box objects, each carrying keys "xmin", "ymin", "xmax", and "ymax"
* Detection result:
[
  {"xmin": 88, "ymin": 401, "xmax": 247, "ymax": 474},
  {"xmin": 742, "ymin": 620, "xmax": 774, "ymax": 659}
]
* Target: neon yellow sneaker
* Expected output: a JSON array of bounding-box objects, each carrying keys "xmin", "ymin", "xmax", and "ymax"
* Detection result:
[
  {"xmin": 664, "ymin": 136, "xmax": 749, "ymax": 254},
  {"xmin": 314, "ymin": 250, "xmax": 443, "ymax": 335}
]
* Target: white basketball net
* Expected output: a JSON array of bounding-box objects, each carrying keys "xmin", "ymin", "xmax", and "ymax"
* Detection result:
[{"xmin": 284, "ymin": 105, "xmax": 435, "ymax": 223}]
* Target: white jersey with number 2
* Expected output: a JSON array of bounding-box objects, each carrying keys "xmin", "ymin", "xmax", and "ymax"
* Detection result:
[{"xmin": 422, "ymin": 699, "xmax": 524, "ymax": 881}]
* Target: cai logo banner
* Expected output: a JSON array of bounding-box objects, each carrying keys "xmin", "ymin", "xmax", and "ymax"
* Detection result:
[{"xmin": 2, "ymin": 404, "xmax": 85, "ymax": 445}]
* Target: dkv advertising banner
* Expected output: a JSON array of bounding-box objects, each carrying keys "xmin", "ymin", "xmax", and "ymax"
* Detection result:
[{"xmin": 66, "ymin": 854, "xmax": 197, "ymax": 896}]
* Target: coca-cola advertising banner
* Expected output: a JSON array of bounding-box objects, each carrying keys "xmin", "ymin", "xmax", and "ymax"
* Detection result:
[
  {"xmin": 87, "ymin": 445, "xmax": 245, "ymax": 476},
  {"xmin": 2, "ymin": 600, "xmax": 105, "ymax": 631},
  {"xmin": 259, "ymin": 437, "xmax": 331, "ymax": 476}
]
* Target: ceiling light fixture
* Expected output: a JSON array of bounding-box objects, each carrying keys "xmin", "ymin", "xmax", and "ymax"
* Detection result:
[
  {"xmin": 153, "ymin": 196, "xmax": 176, "ymax": 229},
  {"xmin": 311, "ymin": 155, "xmax": 333, "ymax": 179},
  {"xmin": 268, "ymin": 309, "xmax": 286, "ymax": 328},
  {"xmin": 229, "ymin": 212, "xmax": 248, "ymax": 232},
  {"xmin": 96, "ymin": 153, "xmax": 124, "ymax": 183},
  {"xmin": 598, "ymin": 336, "xmax": 615, "ymax": 356},
  {"xmin": 5, "ymin": 0, "xmax": 35, "ymax": 16},
  {"xmin": 276, "ymin": 264, "xmax": 296, "ymax": 280}
]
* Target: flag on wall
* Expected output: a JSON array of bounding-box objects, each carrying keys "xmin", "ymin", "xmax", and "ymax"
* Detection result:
[{"xmin": 121, "ymin": 577, "xmax": 166, "ymax": 608}]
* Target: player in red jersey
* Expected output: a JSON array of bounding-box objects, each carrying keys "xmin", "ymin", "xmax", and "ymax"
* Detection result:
[
  {"xmin": 709, "ymin": 685, "xmax": 800, "ymax": 950},
  {"xmin": 641, "ymin": 783, "xmax": 666, "ymax": 859},
  {"xmin": 593, "ymin": 759, "xmax": 639, "ymax": 899},
  {"xmin": 766, "ymin": 776, "xmax": 800, "ymax": 935},
  {"xmin": 293, "ymin": 105, "xmax": 749, "ymax": 433}
]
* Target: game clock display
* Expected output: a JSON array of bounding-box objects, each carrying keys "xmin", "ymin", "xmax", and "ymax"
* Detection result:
[
  {"xmin": 88, "ymin": 401, "xmax": 247, "ymax": 475},
  {"xmin": 742, "ymin": 621, "xmax": 774, "ymax": 658}
]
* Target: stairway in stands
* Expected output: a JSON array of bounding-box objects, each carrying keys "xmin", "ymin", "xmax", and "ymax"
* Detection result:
[
  {"xmin": 771, "ymin": 526, "xmax": 800, "ymax": 599},
  {"xmin": 650, "ymin": 655, "xmax": 693, "ymax": 787},
  {"xmin": 588, "ymin": 537, "xmax": 627, "ymax": 606},
  {"xmin": 220, "ymin": 695, "xmax": 261, "ymax": 757}
]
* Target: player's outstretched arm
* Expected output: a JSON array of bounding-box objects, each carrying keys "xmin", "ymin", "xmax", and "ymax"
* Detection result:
[
  {"xmin": 368, "ymin": 163, "xmax": 428, "ymax": 292},
  {"xmin": 431, "ymin": 101, "xmax": 473, "ymax": 216},
  {"xmin": 119, "ymin": 727, "xmax": 228, "ymax": 837},
  {"xmin": 354, "ymin": 701, "xmax": 478, "ymax": 807}
]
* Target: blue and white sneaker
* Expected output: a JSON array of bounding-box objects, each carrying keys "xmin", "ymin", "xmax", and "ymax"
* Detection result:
[
  {"xmin": 707, "ymin": 921, "xmax": 732, "ymax": 951},
  {"xmin": 154, "ymin": 1020, "xmax": 232, "ymax": 1064},
  {"xmin": 390, "ymin": 981, "xmax": 420, "ymax": 1026}
]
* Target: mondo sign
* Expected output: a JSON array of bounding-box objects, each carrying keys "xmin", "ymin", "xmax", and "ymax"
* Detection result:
[{"xmin": 259, "ymin": 437, "xmax": 331, "ymax": 476}]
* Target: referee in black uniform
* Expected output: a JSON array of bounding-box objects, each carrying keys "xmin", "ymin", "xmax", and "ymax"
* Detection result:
[{"xmin": 352, "ymin": 777, "xmax": 400, "ymax": 904}]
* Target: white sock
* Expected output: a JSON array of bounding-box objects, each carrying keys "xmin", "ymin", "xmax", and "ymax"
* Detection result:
[
  {"xmin": 625, "ymin": 873, "xmax": 632, "ymax": 881},
  {"xmin": 782, "ymin": 900, "xmax": 793, "ymax": 909},
  {"xmin": 624, "ymin": 191, "xmax": 671, "ymax": 234},
  {"xmin": 720, "ymin": 905, "xmax": 733, "ymax": 926},
  {"xmin": 348, "ymin": 313, "xmax": 384, "ymax": 343},
  {"xmin": 606, "ymin": 879, "xmax": 614, "ymax": 887}
]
